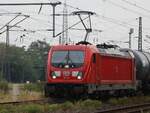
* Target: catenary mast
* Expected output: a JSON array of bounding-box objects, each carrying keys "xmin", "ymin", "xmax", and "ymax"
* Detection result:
[{"xmin": 62, "ymin": 0, "xmax": 68, "ymax": 44}]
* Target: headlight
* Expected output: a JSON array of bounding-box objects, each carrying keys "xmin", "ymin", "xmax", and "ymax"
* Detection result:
[
  {"xmin": 52, "ymin": 75, "xmax": 56, "ymax": 79},
  {"xmin": 77, "ymin": 75, "xmax": 82, "ymax": 80},
  {"xmin": 77, "ymin": 72, "xmax": 83, "ymax": 80},
  {"xmin": 51, "ymin": 71, "xmax": 61, "ymax": 79},
  {"xmin": 72, "ymin": 71, "xmax": 83, "ymax": 79}
]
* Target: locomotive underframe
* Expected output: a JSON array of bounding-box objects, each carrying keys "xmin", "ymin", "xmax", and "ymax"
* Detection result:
[
  {"xmin": 45, "ymin": 82, "xmax": 138, "ymax": 97},
  {"xmin": 87, "ymin": 83, "xmax": 137, "ymax": 94},
  {"xmin": 44, "ymin": 83, "xmax": 87, "ymax": 97}
]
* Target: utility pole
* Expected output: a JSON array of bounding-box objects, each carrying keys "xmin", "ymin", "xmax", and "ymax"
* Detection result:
[
  {"xmin": 0, "ymin": 15, "xmax": 29, "ymax": 82},
  {"xmin": 138, "ymin": 17, "xmax": 142, "ymax": 51},
  {"xmin": 51, "ymin": 2, "xmax": 61, "ymax": 38},
  {"xmin": 129, "ymin": 28, "xmax": 134, "ymax": 49},
  {"xmin": 0, "ymin": 2, "xmax": 61, "ymax": 38},
  {"xmin": 6, "ymin": 25, "xmax": 9, "ymax": 47},
  {"xmin": 5, "ymin": 25, "xmax": 11, "ymax": 82},
  {"xmin": 59, "ymin": 36, "xmax": 61, "ymax": 44},
  {"xmin": 62, "ymin": 0, "xmax": 68, "ymax": 44}
]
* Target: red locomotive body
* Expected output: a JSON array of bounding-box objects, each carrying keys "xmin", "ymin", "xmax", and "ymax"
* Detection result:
[
  {"xmin": 97, "ymin": 54, "xmax": 135, "ymax": 84},
  {"xmin": 45, "ymin": 44, "xmax": 136, "ymax": 97}
]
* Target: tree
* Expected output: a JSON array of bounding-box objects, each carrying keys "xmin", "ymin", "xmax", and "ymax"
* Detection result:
[
  {"xmin": 0, "ymin": 40, "xmax": 50, "ymax": 83},
  {"xmin": 9, "ymin": 45, "xmax": 38, "ymax": 82},
  {"xmin": 27, "ymin": 40, "xmax": 50, "ymax": 81},
  {"xmin": 0, "ymin": 43, "xmax": 37, "ymax": 83}
]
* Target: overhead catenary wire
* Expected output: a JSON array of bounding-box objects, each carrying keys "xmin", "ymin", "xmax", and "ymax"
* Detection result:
[
  {"xmin": 29, "ymin": 16, "xmax": 52, "ymax": 26},
  {"xmin": 96, "ymin": 14, "xmax": 131, "ymax": 29},
  {"xmin": 60, "ymin": 2, "xmax": 143, "ymax": 43},
  {"xmin": 106, "ymin": 0, "xmax": 150, "ymax": 19},
  {"xmin": 63, "ymin": 1, "xmax": 150, "ymax": 34},
  {"xmin": 96, "ymin": 14, "xmax": 150, "ymax": 33},
  {"xmin": 0, "ymin": 3, "xmax": 61, "ymax": 6},
  {"xmin": 10, "ymin": 29, "xmax": 53, "ymax": 32},
  {"xmin": 0, "ymin": 12, "xmax": 22, "ymax": 16},
  {"xmin": 13, "ymin": 26, "xmax": 52, "ymax": 43},
  {"xmin": 70, "ymin": 28, "xmax": 102, "ymax": 32},
  {"xmin": 0, "ymin": 2, "xmax": 131, "ymax": 34},
  {"xmin": 62, "ymin": 3, "xmax": 82, "ymax": 11},
  {"xmin": 55, "ymin": 16, "xmax": 89, "ymax": 37},
  {"xmin": 0, "ymin": 15, "xmax": 29, "ymax": 35},
  {"xmin": 60, "ymin": 3, "xmax": 138, "ymax": 33},
  {"xmin": 102, "ymin": 18, "xmax": 137, "ymax": 31},
  {"xmin": 0, "ymin": 13, "xmax": 21, "ymax": 31},
  {"xmin": 0, "ymin": 0, "xmax": 150, "ymax": 48},
  {"xmin": 121, "ymin": 0, "xmax": 150, "ymax": 14},
  {"xmin": 0, "ymin": 1, "xmax": 120, "ymax": 35}
]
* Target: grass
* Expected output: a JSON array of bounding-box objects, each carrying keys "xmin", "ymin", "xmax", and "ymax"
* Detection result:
[
  {"xmin": 0, "ymin": 81, "xmax": 9, "ymax": 94},
  {"xmin": 107, "ymin": 96, "xmax": 150, "ymax": 106},
  {"xmin": 46, "ymin": 104, "xmax": 60, "ymax": 112},
  {"xmin": 76, "ymin": 99, "xmax": 102, "ymax": 110},
  {"xmin": 20, "ymin": 104, "xmax": 43, "ymax": 113},
  {"xmin": 23, "ymin": 83, "xmax": 44, "ymax": 93},
  {"xmin": 0, "ymin": 100, "xmax": 102, "ymax": 113},
  {"xmin": 1, "ymin": 96, "xmax": 150, "ymax": 113},
  {"xmin": 0, "ymin": 93, "xmax": 12, "ymax": 103},
  {"xmin": 0, "ymin": 104, "xmax": 43, "ymax": 113},
  {"xmin": 2, "ymin": 83, "xmax": 150, "ymax": 113},
  {"xmin": 19, "ymin": 83, "xmax": 44, "ymax": 100},
  {"xmin": 0, "ymin": 81, "xmax": 11, "ymax": 102},
  {"xmin": 17, "ymin": 90, "xmax": 42, "ymax": 100},
  {"xmin": 0, "ymin": 83, "xmax": 43, "ymax": 103}
]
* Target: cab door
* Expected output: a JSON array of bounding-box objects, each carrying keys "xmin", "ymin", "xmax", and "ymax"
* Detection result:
[{"xmin": 92, "ymin": 53, "xmax": 101, "ymax": 84}]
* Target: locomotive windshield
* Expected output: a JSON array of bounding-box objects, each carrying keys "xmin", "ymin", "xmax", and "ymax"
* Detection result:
[{"xmin": 51, "ymin": 50, "xmax": 84, "ymax": 68}]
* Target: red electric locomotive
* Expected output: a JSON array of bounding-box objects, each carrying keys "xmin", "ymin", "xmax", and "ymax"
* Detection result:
[
  {"xmin": 44, "ymin": 10, "xmax": 150, "ymax": 97},
  {"xmin": 44, "ymin": 43, "xmax": 142, "ymax": 97}
]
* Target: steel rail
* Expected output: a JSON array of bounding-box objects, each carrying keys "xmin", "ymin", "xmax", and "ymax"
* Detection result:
[
  {"xmin": 0, "ymin": 98, "xmax": 49, "ymax": 105},
  {"xmin": 95, "ymin": 103, "xmax": 150, "ymax": 113},
  {"xmin": 0, "ymin": 97, "xmax": 67, "ymax": 105}
]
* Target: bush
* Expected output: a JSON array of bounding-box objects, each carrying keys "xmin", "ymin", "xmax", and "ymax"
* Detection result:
[
  {"xmin": 108, "ymin": 97, "xmax": 130, "ymax": 106},
  {"xmin": 0, "ymin": 81, "xmax": 9, "ymax": 93},
  {"xmin": 47, "ymin": 101, "xmax": 73, "ymax": 112},
  {"xmin": 78, "ymin": 99, "xmax": 102, "ymax": 110},
  {"xmin": 0, "ymin": 105, "xmax": 16, "ymax": 113},
  {"xmin": 23, "ymin": 83, "xmax": 44, "ymax": 92},
  {"xmin": 0, "ymin": 109, "xmax": 9, "ymax": 113},
  {"xmin": 0, "ymin": 72, "xmax": 4, "ymax": 81},
  {"xmin": 60, "ymin": 101, "xmax": 74, "ymax": 111},
  {"xmin": 108, "ymin": 98, "xmax": 119, "ymax": 105},
  {"xmin": 20, "ymin": 104, "xmax": 43, "ymax": 113},
  {"xmin": 117, "ymin": 97, "xmax": 130, "ymax": 105},
  {"xmin": 47, "ymin": 104, "xmax": 60, "ymax": 112}
]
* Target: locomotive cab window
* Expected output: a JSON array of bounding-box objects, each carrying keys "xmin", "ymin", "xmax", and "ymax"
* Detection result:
[{"xmin": 51, "ymin": 50, "xmax": 84, "ymax": 68}]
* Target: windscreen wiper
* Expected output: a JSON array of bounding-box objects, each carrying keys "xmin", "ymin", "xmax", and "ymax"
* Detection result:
[{"xmin": 67, "ymin": 51, "xmax": 76, "ymax": 67}]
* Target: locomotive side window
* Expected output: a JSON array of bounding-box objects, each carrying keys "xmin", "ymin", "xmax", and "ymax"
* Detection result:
[
  {"xmin": 97, "ymin": 48, "xmax": 130, "ymax": 57},
  {"xmin": 51, "ymin": 51, "xmax": 84, "ymax": 68}
]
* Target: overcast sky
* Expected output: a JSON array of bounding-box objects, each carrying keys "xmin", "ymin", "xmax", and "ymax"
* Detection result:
[{"xmin": 0, "ymin": 0, "xmax": 150, "ymax": 51}]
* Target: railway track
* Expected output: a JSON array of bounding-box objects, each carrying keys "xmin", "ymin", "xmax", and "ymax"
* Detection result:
[
  {"xmin": 95, "ymin": 102, "xmax": 150, "ymax": 113},
  {"xmin": 0, "ymin": 98, "xmax": 66, "ymax": 105},
  {"xmin": 0, "ymin": 98, "xmax": 49, "ymax": 105},
  {"xmin": 2, "ymin": 97, "xmax": 150, "ymax": 113}
]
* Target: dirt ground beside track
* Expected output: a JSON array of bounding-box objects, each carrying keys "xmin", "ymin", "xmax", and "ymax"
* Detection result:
[{"xmin": 0, "ymin": 84, "xmax": 42, "ymax": 102}]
